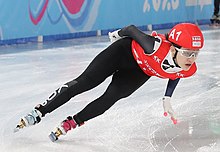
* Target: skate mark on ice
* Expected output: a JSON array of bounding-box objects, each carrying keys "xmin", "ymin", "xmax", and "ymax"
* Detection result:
[{"xmin": 163, "ymin": 132, "xmax": 179, "ymax": 152}]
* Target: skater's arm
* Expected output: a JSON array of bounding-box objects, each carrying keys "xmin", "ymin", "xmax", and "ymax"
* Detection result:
[
  {"xmin": 162, "ymin": 78, "xmax": 180, "ymax": 124},
  {"xmin": 118, "ymin": 25, "xmax": 158, "ymax": 54},
  {"xmin": 164, "ymin": 78, "xmax": 180, "ymax": 97}
]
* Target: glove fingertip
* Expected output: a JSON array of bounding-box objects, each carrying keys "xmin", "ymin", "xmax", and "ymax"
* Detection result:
[
  {"xmin": 164, "ymin": 112, "xmax": 168, "ymax": 117},
  {"xmin": 171, "ymin": 117, "xmax": 177, "ymax": 124}
]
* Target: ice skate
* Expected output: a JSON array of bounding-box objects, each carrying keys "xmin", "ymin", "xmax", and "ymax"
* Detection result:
[
  {"xmin": 14, "ymin": 108, "xmax": 42, "ymax": 133},
  {"xmin": 210, "ymin": 14, "xmax": 220, "ymax": 26},
  {"xmin": 49, "ymin": 116, "xmax": 78, "ymax": 142}
]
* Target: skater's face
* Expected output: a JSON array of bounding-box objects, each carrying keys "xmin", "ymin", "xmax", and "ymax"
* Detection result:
[{"xmin": 171, "ymin": 46, "xmax": 199, "ymax": 71}]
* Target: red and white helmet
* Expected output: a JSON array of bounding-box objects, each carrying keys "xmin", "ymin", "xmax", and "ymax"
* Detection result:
[{"xmin": 168, "ymin": 23, "xmax": 204, "ymax": 49}]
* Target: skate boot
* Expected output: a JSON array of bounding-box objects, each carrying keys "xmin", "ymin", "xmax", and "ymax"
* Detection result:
[
  {"xmin": 210, "ymin": 14, "xmax": 220, "ymax": 25},
  {"xmin": 49, "ymin": 115, "xmax": 83, "ymax": 142},
  {"xmin": 14, "ymin": 106, "xmax": 42, "ymax": 133},
  {"xmin": 216, "ymin": 15, "xmax": 220, "ymax": 24}
]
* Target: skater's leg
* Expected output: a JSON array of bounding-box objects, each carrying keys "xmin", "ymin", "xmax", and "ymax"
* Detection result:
[
  {"xmin": 37, "ymin": 38, "xmax": 134, "ymax": 116},
  {"xmin": 49, "ymin": 38, "xmax": 150, "ymax": 140},
  {"xmin": 49, "ymin": 68, "xmax": 150, "ymax": 140},
  {"xmin": 16, "ymin": 38, "xmax": 139, "ymax": 132},
  {"xmin": 76, "ymin": 68, "xmax": 151, "ymax": 123},
  {"xmin": 214, "ymin": 0, "xmax": 220, "ymax": 16}
]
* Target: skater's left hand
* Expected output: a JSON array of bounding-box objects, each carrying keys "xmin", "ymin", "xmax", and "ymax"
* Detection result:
[
  {"xmin": 162, "ymin": 96, "xmax": 177, "ymax": 124},
  {"xmin": 108, "ymin": 29, "xmax": 121, "ymax": 43}
]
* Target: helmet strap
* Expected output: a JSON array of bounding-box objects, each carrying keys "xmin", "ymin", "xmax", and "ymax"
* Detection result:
[
  {"xmin": 170, "ymin": 42, "xmax": 181, "ymax": 68},
  {"xmin": 173, "ymin": 49, "xmax": 181, "ymax": 68},
  {"xmin": 166, "ymin": 35, "xmax": 182, "ymax": 68}
]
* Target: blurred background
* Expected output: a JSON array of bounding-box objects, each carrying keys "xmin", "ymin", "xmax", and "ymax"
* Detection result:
[{"xmin": 0, "ymin": 0, "xmax": 215, "ymax": 45}]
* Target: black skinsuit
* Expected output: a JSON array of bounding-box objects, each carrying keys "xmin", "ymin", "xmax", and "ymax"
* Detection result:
[{"xmin": 38, "ymin": 25, "xmax": 179, "ymax": 125}]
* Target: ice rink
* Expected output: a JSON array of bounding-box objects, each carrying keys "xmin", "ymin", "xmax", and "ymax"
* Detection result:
[{"xmin": 0, "ymin": 26, "xmax": 220, "ymax": 152}]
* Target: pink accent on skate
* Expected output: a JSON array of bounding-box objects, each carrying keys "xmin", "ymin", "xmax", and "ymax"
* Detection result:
[
  {"xmin": 69, "ymin": 119, "xmax": 77, "ymax": 128},
  {"xmin": 62, "ymin": 119, "xmax": 77, "ymax": 132},
  {"xmin": 62, "ymin": 121, "xmax": 71, "ymax": 132}
]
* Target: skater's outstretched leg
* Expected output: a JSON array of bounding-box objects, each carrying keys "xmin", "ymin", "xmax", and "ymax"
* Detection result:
[
  {"xmin": 15, "ymin": 38, "xmax": 133, "ymax": 132},
  {"xmin": 49, "ymin": 65, "xmax": 150, "ymax": 141}
]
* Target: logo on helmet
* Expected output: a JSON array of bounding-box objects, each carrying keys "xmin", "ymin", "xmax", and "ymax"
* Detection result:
[
  {"xmin": 192, "ymin": 36, "xmax": 202, "ymax": 47},
  {"xmin": 192, "ymin": 36, "xmax": 201, "ymax": 41},
  {"xmin": 168, "ymin": 29, "xmax": 182, "ymax": 41}
]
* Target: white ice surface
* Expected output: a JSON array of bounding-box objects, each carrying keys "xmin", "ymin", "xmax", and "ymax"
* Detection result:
[{"xmin": 0, "ymin": 27, "xmax": 220, "ymax": 152}]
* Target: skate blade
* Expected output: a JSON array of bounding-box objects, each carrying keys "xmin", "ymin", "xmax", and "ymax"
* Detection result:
[
  {"xmin": 13, "ymin": 127, "xmax": 20, "ymax": 133},
  {"xmin": 49, "ymin": 128, "xmax": 63, "ymax": 142},
  {"xmin": 13, "ymin": 119, "xmax": 26, "ymax": 133},
  {"xmin": 49, "ymin": 132, "xmax": 58, "ymax": 142}
]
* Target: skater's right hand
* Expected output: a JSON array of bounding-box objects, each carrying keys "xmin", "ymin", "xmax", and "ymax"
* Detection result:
[
  {"xmin": 162, "ymin": 96, "xmax": 177, "ymax": 124},
  {"xmin": 108, "ymin": 29, "xmax": 121, "ymax": 43}
]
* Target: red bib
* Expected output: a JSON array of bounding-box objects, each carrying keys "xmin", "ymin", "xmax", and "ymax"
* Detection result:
[{"xmin": 131, "ymin": 36, "xmax": 196, "ymax": 80}]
